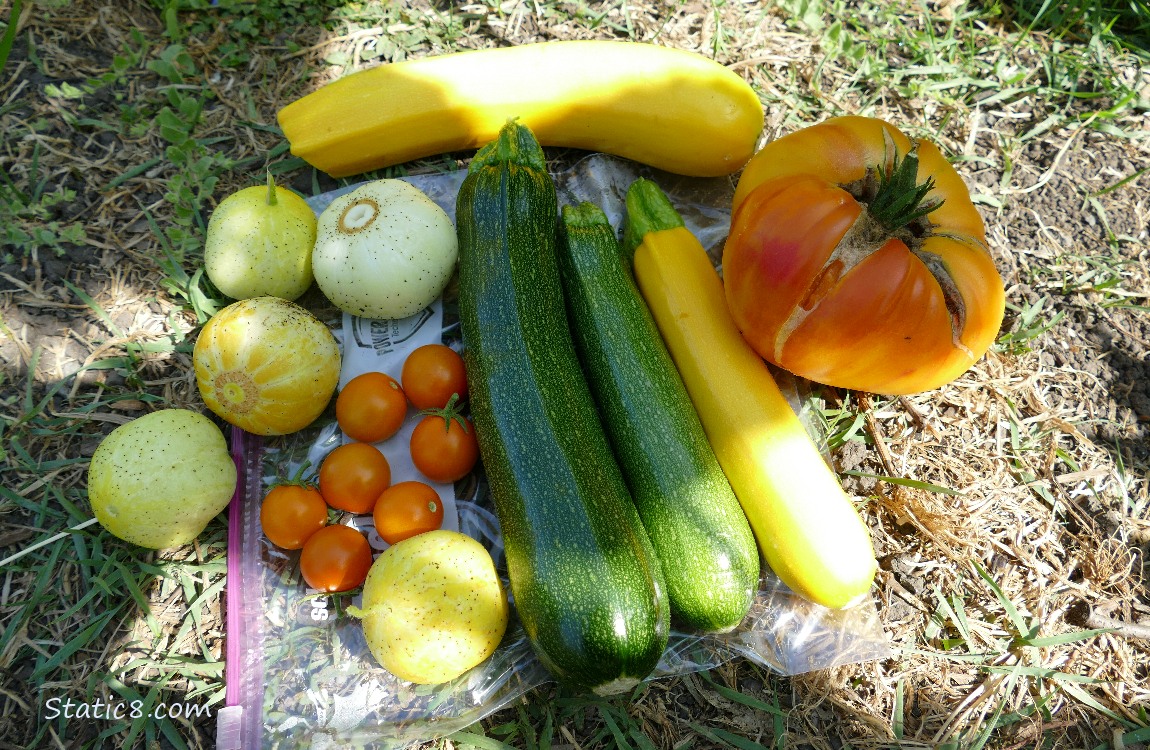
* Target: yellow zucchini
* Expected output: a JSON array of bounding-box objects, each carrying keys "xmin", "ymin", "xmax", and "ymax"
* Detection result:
[
  {"xmin": 276, "ymin": 41, "xmax": 763, "ymax": 178},
  {"xmin": 623, "ymin": 179, "xmax": 877, "ymax": 610}
]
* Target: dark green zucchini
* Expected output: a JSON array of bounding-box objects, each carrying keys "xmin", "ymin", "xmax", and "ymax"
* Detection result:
[
  {"xmin": 455, "ymin": 120, "xmax": 669, "ymax": 694},
  {"xmin": 556, "ymin": 202, "xmax": 760, "ymax": 633}
]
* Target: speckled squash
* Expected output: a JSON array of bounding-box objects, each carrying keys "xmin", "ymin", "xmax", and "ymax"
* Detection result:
[
  {"xmin": 193, "ymin": 296, "xmax": 341, "ymax": 436},
  {"xmin": 352, "ymin": 530, "xmax": 509, "ymax": 685},
  {"xmin": 311, "ymin": 179, "xmax": 458, "ymax": 320},
  {"xmin": 203, "ymin": 175, "xmax": 317, "ymax": 301},
  {"xmin": 88, "ymin": 409, "xmax": 237, "ymax": 549},
  {"xmin": 456, "ymin": 120, "xmax": 669, "ymax": 694}
]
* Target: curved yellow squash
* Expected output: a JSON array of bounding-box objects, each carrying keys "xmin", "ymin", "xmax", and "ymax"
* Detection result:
[
  {"xmin": 626, "ymin": 181, "xmax": 877, "ymax": 610},
  {"xmin": 277, "ymin": 41, "xmax": 764, "ymax": 178}
]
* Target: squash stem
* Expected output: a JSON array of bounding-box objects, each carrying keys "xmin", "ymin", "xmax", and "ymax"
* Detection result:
[
  {"xmin": 469, "ymin": 118, "xmax": 546, "ymax": 174},
  {"xmin": 867, "ymin": 147, "xmax": 942, "ymax": 232},
  {"xmin": 561, "ymin": 201, "xmax": 612, "ymax": 231},
  {"xmin": 264, "ymin": 169, "xmax": 278, "ymax": 207},
  {"xmin": 622, "ymin": 179, "xmax": 685, "ymax": 257}
]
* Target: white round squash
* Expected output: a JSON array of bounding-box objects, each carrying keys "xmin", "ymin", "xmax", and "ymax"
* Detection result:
[{"xmin": 312, "ymin": 179, "xmax": 457, "ymax": 320}]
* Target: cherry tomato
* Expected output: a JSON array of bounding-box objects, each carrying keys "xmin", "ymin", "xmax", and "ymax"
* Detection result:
[
  {"xmin": 373, "ymin": 480, "xmax": 446, "ymax": 545},
  {"xmin": 410, "ymin": 400, "xmax": 479, "ymax": 484},
  {"xmin": 260, "ymin": 483, "xmax": 328, "ymax": 550},
  {"xmin": 401, "ymin": 344, "xmax": 468, "ymax": 410},
  {"xmin": 336, "ymin": 371, "xmax": 409, "ymax": 443},
  {"xmin": 299, "ymin": 523, "xmax": 373, "ymax": 592},
  {"xmin": 319, "ymin": 442, "xmax": 391, "ymax": 514}
]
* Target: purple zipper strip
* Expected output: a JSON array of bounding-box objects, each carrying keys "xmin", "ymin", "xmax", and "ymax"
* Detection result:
[
  {"xmin": 225, "ymin": 426, "xmax": 246, "ymax": 709},
  {"xmin": 222, "ymin": 426, "xmax": 266, "ymax": 749}
]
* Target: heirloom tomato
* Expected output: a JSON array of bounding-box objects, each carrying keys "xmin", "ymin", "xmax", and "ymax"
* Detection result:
[
  {"xmin": 194, "ymin": 297, "xmax": 341, "ymax": 435},
  {"xmin": 723, "ymin": 116, "xmax": 1005, "ymax": 395}
]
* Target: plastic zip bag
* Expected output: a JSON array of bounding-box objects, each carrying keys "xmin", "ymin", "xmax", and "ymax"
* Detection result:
[{"xmin": 216, "ymin": 155, "xmax": 891, "ymax": 749}]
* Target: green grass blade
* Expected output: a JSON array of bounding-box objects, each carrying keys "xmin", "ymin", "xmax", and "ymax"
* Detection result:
[
  {"xmin": 842, "ymin": 470, "xmax": 963, "ymax": 495},
  {"xmin": 966, "ymin": 665, "xmax": 1020, "ymax": 750},
  {"xmin": 596, "ymin": 703, "xmax": 636, "ymax": 750},
  {"xmin": 971, "ymin": 559, "xmax": 1032, "ymax": 639},
  {"xmin": 1023, "ymin": 628, "xmax": 1114, "ymax": 647},
  {"xmin": 699, "ymin": 670, "xmax": 787, "ymax": 719},
  {"xmin": 690, "ymin": 723, "xmax": 772, "ymax": 750},
  {"xmin": 450, "ymin": 730, "xmax": 520, "ymax": 750}
]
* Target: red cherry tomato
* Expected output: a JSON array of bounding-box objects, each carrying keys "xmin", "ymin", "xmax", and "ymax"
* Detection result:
[
  {"xmin": 372, "ymin": 480, "xmax": 445, "ymax": 545},
  {"xmin": 319, "ymin": 442, "xmax": 391, "ymax": 514},
  {"xmin": 260, "ymin": 483, "xmax": 328, "ymax": 550},
  {"xmin": 336, "ymin": 371, "xmax": 409, "ymax": 443},
  {"xmin": 401, "ymin": 344, "xmax": 468, "ymax": 410},
  {"xmin": 299, "ymin": 523, "xmax": 373, "ymax": 592},
  {"xmin": 410, "ymin": 398, "xmax": 479, "ymax": 484}
]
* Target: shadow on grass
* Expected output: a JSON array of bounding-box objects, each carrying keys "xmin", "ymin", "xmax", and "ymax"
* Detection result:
[{"xmin": 988, "ymin": 0, "xmax": 1150, "ymax": 56}]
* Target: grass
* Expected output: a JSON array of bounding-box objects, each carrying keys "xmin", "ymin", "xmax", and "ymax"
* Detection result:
[{"xmin": 2, "ymin": 0, "xmax": 1148, "ymax": 747}]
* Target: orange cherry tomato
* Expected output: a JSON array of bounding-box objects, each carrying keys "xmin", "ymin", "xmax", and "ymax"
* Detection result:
[
  {"xmin": 336, "ymin": 371, "xmax": 408, "ymax": 443},
  {"xmin": 401, "ymin": 344, "xmax": 468, "ymax": 410},
  {"xmin": 318, "ymin": 442, "xmax": 391, "ymax": 514},
  {"xmin": 260, "ymin": 483, "xmax": 329, "ymax": 550},
  {"xmin": 299, "ymin": 523, "xmax": 373, "ymax": 592},
  {"xmin": 723, "ymin": 115, "xmax": 1005, "ymax": 395},
  {"xmin": 372, "ymin": 480, "xmax": 445, "ymax": 545},
  {"xmin": 410, "ymin": 398, "xmax": 479, "ymax": 484}
]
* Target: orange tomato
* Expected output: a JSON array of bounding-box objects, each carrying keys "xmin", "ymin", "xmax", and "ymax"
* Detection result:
[
  {"xmin": 260, "ymin": 483, "xmax": 329, "ymax": 550},
  {"xmin": 193, "ymin": 296, "xmax": 341, "ymax": 435},
  {"xmin": 318, "ymin": 442, "xmax": 391, "ymax": 514},
  {"xmin": 723, "ymin": 116, "xmax": 1005, "ymax": 395},
  {"xmin": 336, "ymin": 371, "xmax": 408, "ymax": 443},
  {"xmin": 372, "ymin": 480, "xmax": 445, "ymax": 545},
  {"xmin": 410, "ymin": 401, "xmax": 479, "ymax": 484},
  {"xmin": 299, "ymin": 523, "xmax": 373, "ymax": 592},
  {"xmin": 401, "ymin": 344, "xmax": 468, "ymax": 410}
]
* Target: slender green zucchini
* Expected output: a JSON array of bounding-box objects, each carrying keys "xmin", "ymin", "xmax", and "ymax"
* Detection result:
[
  {"xmin": 624, "ymin": 179, "xmax": 877, "ymax": 609},
  {"xmin": 455, "ymin": 120, "xmax": 669, "ymax": 693},
  {"xmin": 556, "ymin": 203, "xmax": 760, "ymax": 633}
]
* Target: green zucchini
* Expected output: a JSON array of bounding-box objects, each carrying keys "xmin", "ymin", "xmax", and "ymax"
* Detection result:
[
  {"xmin": 455, "ymin": 120, "xmax": 669, "ymax": 694},
  {"xmin": 556, "ymin": 202, "xmax": 760, "ymax": 633}
]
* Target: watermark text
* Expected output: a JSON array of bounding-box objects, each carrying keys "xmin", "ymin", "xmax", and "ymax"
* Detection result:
[{"xmin": 43, "ymin": 696, "xmax": 212, "ymax": 721}]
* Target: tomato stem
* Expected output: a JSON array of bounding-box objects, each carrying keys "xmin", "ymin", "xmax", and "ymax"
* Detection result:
[
  {"xmin": 274, "ymin": 460, "xmax": 317, "ymax": 489},
  {"xmin": 419, "ymin": 392, "xmax": 471, "ymax": 434},
  {"xmin": 867, "ymin": 146, "xmax": 942, "ymax": 232}
]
